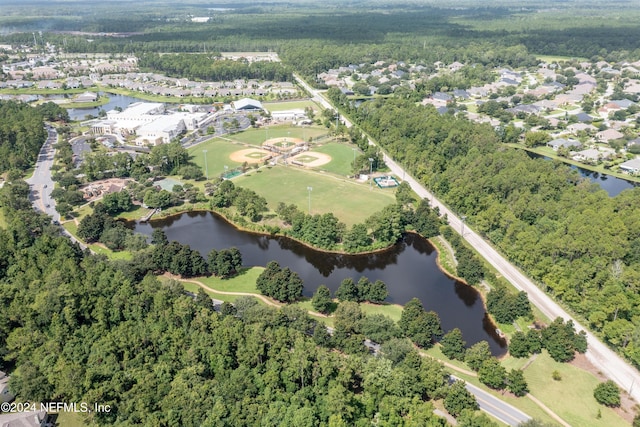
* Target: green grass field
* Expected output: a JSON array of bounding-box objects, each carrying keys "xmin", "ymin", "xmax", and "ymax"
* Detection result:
[
  {"xmin": 197, "ymin": 267, "xmax": 263, "ymax": 293},
  {"xmin": 263, "ymin": 100, "xmax": 320, "ymax": 112},
  {"xmin": 181, "ymin": 281, "xmax": 248, "ymax": 304},
  {"xmin": 188, "ymin": 137, "xmax": 246, "ymax": 176},
  {"xmin": 313, "ymin": 142, "xmax": 359, "ymax": 176},
  {"xmin": 234, "ymin": 166, "xmax": 396, "ymax": 226},
  {"xmin": 227, "ymin": 124, "xmax": 329, "ymax": 146},
  {"xmin": 501, "ymin": 352, "xmax": 630, "ymax": 427},
  {"xmin": 359, "ymin": 302, "xmax": 404, "ymax": 322}
]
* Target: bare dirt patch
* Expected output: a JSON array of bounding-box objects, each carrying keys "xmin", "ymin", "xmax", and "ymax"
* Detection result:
[
  {"xmin": 229, "ymin": 148, "xmax": 272, "ymax": 164},
  {"xmin": 291, "ymin": 151, "xmax": 332, "ymax": 168}
]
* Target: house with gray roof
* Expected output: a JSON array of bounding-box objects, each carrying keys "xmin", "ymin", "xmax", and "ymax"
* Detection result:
[
  {"xmin": 547, "ymin": 138, "xmax": 582, "ymax": 151},
  {"xmin": 619, "ymin": 158, "xmax": 640, "ymax": 174},
  {"xmin": 0, "ymin": 409, "xmax": 49, "ymax": 427}
]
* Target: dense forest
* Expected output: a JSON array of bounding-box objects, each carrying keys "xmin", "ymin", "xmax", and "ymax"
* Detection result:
[
  {"xmin": 138, "ymin": 53, "xmax": 293, "ymax": 82},
  {"xmin": 0, "ymin": 101, "xmax": 56, "ymax": 174},
  {"xmin": 0, "ymin": 182, "xmax": 503, "ymax": 426},
  {"xmin": 4, "ymin": 2, "xmax": 640, "ymax": 81},
  {"xmin": 328, "ymin": 91, "xmax": 640, "ymax": 367}
]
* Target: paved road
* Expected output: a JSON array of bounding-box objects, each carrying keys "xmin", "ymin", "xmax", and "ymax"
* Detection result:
[
  {"xmin": 383, "ymin": 152, "xmax": 640, "ymax": 403},
  {"xmin": 452, "ymin": 376, "xmax": 531, "ymax": 426},
  {"xmin": 297, "ymin": 73, "xmax": 640, "ymax": 404},
  {"xmin": 26, "ymin": 125, "xmax": 59, "ymax": 222},
  {"xmin": 26, "ymin": 126, "xmax": 88, "ymax": 250}
]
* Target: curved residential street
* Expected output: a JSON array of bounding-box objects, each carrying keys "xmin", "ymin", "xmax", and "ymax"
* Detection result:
[{"xmin": 454, "ymin": 376, "xmax": 531, "ymax": 426}]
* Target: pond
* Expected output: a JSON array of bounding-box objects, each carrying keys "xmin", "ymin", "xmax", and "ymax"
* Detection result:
[
  {"xmin": 525, "ymin": 151, "xmax": 638, "ymax": 197},
  {"xmin": 131, "ymin": 211, "xmax": 507, "ymax": 355},
  {"xmin": 66, "ymin": 92, "xmax": 149, "ymax": 121}
]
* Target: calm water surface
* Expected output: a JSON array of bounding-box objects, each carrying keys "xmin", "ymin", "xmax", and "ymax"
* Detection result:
[
  {"xmin": 525, "ymin": 151, "xmax": 638, "ymax": 197},
  {"xmin": 131, "ymin": 211, "xmax": 507, "ymax": 355},
  {"xmin": 67, "ymin": 93, "xmax": 148, "ymax": 121}
]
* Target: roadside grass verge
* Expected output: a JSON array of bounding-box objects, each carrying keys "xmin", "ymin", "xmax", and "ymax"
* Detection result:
[{"xmin": 503, "ymin": 351, "xmax": 629, "ymax": 427}]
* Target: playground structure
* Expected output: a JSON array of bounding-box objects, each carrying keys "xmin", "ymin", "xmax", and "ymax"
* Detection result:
[{"xmin": 373, "ymin": 175, "xmax": 400, "ymax": 188}]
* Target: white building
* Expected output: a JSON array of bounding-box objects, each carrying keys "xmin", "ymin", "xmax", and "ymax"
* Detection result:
[
  {"xmin": 91, "ymin": 102, "xmax": 207, "ymax": 145},
  {"xmin": 136, "ymin": 116, "xmax": 186, "ymax": 146},
  {"xmin": 270, "ymin": 109, "xmax": 307, "ymax": 122}
]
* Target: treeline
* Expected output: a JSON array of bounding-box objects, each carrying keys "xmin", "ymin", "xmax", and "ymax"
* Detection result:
[
  {"xmin": 509, "ymin": 318, "xmax": 588, "ymax": 363},
  {"xmin": 273, "ymin": 197, "xmax": 443, "ymax": 253},
  {"xmin": 0, "ymin": 185, "xmax": 500, "ymax": 426},
  {"xmin": 332, "ymin": 95, "xmax": 640, "ymax": 365},
  {"xmin": 138, "ymin": 53, "xmax": 292, "ymax": 82},
  {"xmin": 0, "ymin": 101, "xmax": 48, "ymax": 173}
]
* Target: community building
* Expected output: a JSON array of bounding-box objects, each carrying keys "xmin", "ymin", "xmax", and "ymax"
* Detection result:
[{"xmin": 91, "ymin": 102, "xmax": 207, "ymax": 146}]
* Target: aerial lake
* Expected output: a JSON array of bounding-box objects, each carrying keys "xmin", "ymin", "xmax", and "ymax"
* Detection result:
[
  {"xmin": 525, "ymin": 151, "xmax": 638, "ymax": 197},
  {"xmin": 66, "ymin": 92, "xmax": 147, "ymax": 121},
  {"xmin": 131, "ymin": 210, "xmax": 508, "ymax": 355}
]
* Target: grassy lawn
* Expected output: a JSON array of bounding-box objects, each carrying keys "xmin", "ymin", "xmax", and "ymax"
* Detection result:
[
  {"xmin": 535, "ymin": 54, "xmax": 589, "ymax": 63},
  {"xmin": 235, "ymin": 166, "xmax": 396, "ymax": 226},
  {"xmin": 359, "ymin": 302, "xmax": 404, "ymax": 322},
  {"xmin": 180, "ymin": 281, "xmax": 248, "ymax": 304},
  {"xmin": 226, "ymin": 124, "xmax": 329, "ymax": 146},
  {"xmin": 54, "ymin": 412, "xmax": 94, "ymax": 427},
  {"xmin": 188, "ymin": 137, "xmax": 246, "ymax": 175},
  {"xmin": 115, "ymin": 205, "xmax": 153, "ymax": 221},
  {"xmin": 196, "ymin": 267, "xmax": 263, "ymax": 293},
  {"xmin": 263, "ymin": 100, "xmax": 320, "ymax": 112},
  {"xmin": 63, "ymin": 221, "xmax": 133, "ymax": 260},
  {"xmin": 505, "ymin": 351, "xmax": 630, "ymax": 427},
  {"xmin": 313, "ymin": 142, "xmax": 359, "ymax": 176}
]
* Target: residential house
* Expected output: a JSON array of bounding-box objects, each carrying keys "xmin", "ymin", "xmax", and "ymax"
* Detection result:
[
  {"xmin": 75, "ymin": 92, "xmax": 98, "ymax": 103},
  {"xmin": 547, "ymin": 138, "xmax": 582, "ymax": 151},
  {"xmin": 573, "ymin": 148, "xmax": 614, "ymax": 162},
  {"xmin": 0, "ymin": 410, "xmax": 49, "ymax": 427},
  {"xmin": 573, "ymin": 112, "xmax": 594, "ymax": 123},
  {"xmin": 596, "ymin": 129, "xmax": 625, "ymax": 143},
  {"xmin": 619, "ymin": 158, "xmax": 640, "ymax": 174},
  {"xmin": 567, "ymin": 123, "xmax": 597, "ymax": 134}
]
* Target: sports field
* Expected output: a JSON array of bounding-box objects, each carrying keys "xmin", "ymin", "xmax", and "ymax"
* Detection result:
[
  {"xmin": 187, "ymin": 138, "xmax": 245, "ymax": 176},
  {"xmin": 263, "ymin": 100, "xmax": 320, "ymax": 112},
  {"xmin": 313, "ymin": 142, "xmax": 360, "ymax": 176},
  {"xmin": 225, "ymin": 124, "xmax": 329, "ymax": 145},
  {"xmin": 235, "ymin": 166, "xmax": 396, "ymax": 226}
]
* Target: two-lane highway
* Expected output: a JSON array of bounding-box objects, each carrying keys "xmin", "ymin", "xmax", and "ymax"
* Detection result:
[{"xmin": 296, "ymin": 73, "xmax": 640, "ymax": 405}]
